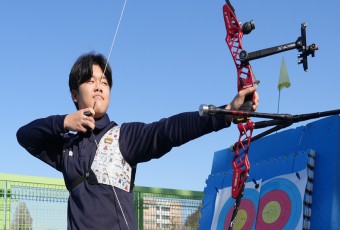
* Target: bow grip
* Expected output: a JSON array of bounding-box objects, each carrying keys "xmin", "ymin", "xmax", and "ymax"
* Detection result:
[
  {"xmin": 239, "ymin": 93, "xmax": 254, "ymax": 111},
  {"xmin": 233, "ymin": 93, "xmax": 254, "ymax": 124}
]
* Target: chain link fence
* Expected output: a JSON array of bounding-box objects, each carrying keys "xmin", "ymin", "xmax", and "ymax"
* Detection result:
[{"xmin": 0, "ymin": 174, "xmax": 203, "ymax": 230}]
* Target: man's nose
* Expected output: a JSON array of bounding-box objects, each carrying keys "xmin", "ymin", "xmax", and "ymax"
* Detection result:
[{"xmin": 94, "ymin": 82, "xmax": 102, "ymax": 92}]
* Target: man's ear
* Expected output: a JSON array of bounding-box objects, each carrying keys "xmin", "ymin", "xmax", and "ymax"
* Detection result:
[{"xmin": 71, "ymin": 89, "xmax": 78, "ymax": 103}]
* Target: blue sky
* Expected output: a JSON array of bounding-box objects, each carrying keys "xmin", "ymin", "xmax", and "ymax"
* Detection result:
[{"xmin": 1, "ymin": 0, "xmax": 339, "ymax": 191}]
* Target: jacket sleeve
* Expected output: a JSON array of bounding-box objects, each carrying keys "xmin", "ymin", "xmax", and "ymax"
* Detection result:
[
  {"xmin": 16, "ymin": 115, "xmax": 68, "ymax": 171},
  {"xmin": 119, "ymin": 111, "xmax": 230, "ymax": 165}
]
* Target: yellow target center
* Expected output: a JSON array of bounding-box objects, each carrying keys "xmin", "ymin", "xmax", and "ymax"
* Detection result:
[
  {"xmin": 234, "ymin": 209, "xmax": 247, "ymax": 230},
  {"xmin": 262, "ymin": 201, "xmax": 281, "ymax": 224}
]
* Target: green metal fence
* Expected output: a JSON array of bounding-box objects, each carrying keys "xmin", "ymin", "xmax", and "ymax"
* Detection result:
[{"xmin": 0, "ymin": 173, "xmax": 203, "ymax": 229}]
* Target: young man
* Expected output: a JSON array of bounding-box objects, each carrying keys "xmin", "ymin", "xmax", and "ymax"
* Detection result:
[{"xmin": 17, "ymin": 52, "xmax": 258, "ymax": 229}]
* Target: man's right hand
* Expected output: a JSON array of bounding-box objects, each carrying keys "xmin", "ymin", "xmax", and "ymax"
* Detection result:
[{"xmin": 64, "ymin": 108, "xmax": 96, "ymax": 133}]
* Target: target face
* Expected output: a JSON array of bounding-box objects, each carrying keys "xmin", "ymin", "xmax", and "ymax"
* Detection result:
[
  {"xmin": 255, "ymin": 178, "xmax": 302, "ymax": 230},
  {"xmin": 216, "ymin": 188, "xmax": 259, "ymax": 230},
  {"xmin": 211, "ymin": 170, "xmax": 306, "ymax": 230}
]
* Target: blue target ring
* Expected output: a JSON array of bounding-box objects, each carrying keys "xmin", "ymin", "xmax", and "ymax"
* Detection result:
[
  {"xmin": 257, "ymin": 177, "xmax": 302, "ymax": 229},
  {"xmin": 216, "ymin": 188, "xmax": 259, "ymax": 230}
]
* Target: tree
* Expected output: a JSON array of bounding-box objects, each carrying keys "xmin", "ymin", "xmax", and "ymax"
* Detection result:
[
  {"xmin": 11, "ymin": 202, "xmax": 32, "ymax": 230},
  {"xmin": 184, "ymin": 205, "xmax": 201, "ymax": 228}
]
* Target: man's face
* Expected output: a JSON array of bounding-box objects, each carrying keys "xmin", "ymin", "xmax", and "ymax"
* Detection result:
[{"xmin": 72, "ymin": 64, "xmax": 111, "ymax": 119}]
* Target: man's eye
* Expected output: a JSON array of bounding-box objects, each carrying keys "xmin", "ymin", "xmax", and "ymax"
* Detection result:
[{"xmin": 101, "ymin": 81, "xmax": 108, "ymax": 85}]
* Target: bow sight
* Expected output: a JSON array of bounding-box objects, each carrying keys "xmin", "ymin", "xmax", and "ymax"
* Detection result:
[{"xmin": 238, "ymin": 21, "xmax": 318, "ymax": 71}]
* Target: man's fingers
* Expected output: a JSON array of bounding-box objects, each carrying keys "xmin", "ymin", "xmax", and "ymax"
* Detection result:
[
  {"xmin": 251, "ymin": 92, "xmax": 259, "ymax": 111},
  {"xmin": 83, "ymin": 108, "xmax": 96, "ymax": 118},
  {"xmin": 241, "ymin": 86, "xmax": 257, "ymax": 96},
  {"xmin": 81, "ymin": 109, "xmax": 96, "ymax": 131},
  {"xmin": 82, "ymin": 120, "xmax": 95, "ymax": 130}
]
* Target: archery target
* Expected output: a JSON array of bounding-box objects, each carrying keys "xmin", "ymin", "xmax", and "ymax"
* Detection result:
[
  {"xmin": 216, "ymin": 188, "xmax": 259, "ymax": 230},
  {"xmin": 256, "ymin": 174, "xmax": 305, "ymax": 230}
]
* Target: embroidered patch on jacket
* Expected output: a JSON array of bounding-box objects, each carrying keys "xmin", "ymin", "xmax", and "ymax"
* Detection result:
[{"xmin": 90, "ymin": 126, "xmax": 132, "ymax": 192}]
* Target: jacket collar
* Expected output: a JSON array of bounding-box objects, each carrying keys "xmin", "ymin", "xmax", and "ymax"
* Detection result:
[{"xmin": 94, "ymin": 113, "xmax": 111, "ymax": 132}]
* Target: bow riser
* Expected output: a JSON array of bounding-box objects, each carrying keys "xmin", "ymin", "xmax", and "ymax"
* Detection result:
[{"xmin": 223, "ymin": 2, "xmax": 255, "ymax": 200}]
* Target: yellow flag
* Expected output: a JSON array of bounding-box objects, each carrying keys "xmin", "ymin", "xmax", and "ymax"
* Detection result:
[{"xmin": 277, "ymin": 57, "xmax": 291, "ymax": 91}]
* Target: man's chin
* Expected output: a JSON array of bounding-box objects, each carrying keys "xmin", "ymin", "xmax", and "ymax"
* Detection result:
[
  {"xmin": 93, "ymin": 103, "xmax": 109, "ymax": 118},
  {"xmin": 94, "ymin": 112, "xmax": 105, "ymax": 119}
]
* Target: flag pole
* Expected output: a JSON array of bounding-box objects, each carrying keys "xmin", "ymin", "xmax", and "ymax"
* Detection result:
[{"xmin": 277, "ymin": 90, "xmax": 281, "ymax": 114}]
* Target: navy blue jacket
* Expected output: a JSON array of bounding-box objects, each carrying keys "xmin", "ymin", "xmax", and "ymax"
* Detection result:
[{"xmin": 16, "ymin": 111, "xmax": 229, "ymax": 229}]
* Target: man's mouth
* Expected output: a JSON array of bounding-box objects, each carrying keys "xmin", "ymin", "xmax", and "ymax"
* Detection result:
[{"xmin": 93, "ymin": 95, "xmax": 104, "ymax": 100}]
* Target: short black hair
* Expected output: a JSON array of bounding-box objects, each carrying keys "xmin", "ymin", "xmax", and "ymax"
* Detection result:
[{"xmin": 69, "ymin": 52, "xmax": 113, "ymax": 92}]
